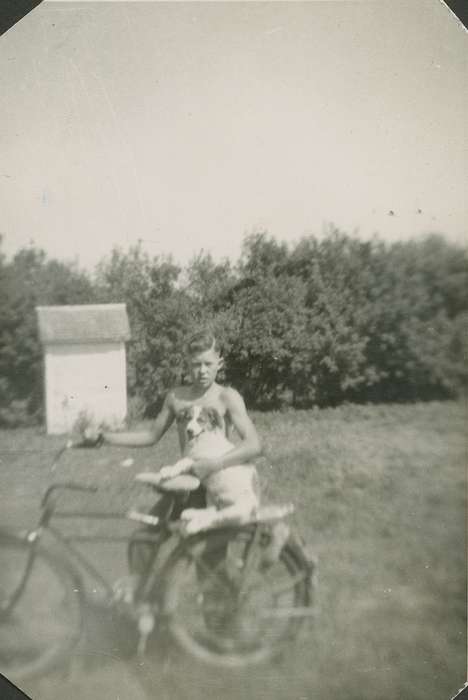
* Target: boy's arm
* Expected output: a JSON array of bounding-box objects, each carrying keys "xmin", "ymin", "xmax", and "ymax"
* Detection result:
[
  {"xmin": 136, "ymin": 457, "xmax": 194, "ymax": 485},
  {"xmin": 102, "ymin": 393, "xmax": 175, "ymax": 447},
  {"xmin": 191, "ymin": 389, "xmax": 263, "ymax": 479}
]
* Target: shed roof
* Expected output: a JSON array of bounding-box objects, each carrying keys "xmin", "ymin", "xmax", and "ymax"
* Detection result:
[{"xmin": 36, "ymin": 304, "xmax": 131, "ymax": 345}]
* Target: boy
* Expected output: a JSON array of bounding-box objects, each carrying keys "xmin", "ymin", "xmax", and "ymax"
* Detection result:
[
  {"xmin": 104, "ymin": 330, "xmax": 263, "ymax": 589},
  {"xmin": 104, "ymin": 328, "xmax": 262, "ymax": 483}
]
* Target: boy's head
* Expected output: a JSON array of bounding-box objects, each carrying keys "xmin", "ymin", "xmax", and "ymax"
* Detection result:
[
  {"xmin": 186, "ymin": 328, "xmax": 222, "ymax": 356},
  {"xmin": 186, "ymin": 329, "xmax": 223, "ymax": 389}
]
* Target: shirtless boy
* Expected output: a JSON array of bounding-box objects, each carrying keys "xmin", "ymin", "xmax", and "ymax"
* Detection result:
[
  {"xmin": 103, "ymin": 330, "xmax": 262, "ymax": 597},
  {"xmin": 104, "ymin": 328, "xmax": 262, "ymax": 504}
]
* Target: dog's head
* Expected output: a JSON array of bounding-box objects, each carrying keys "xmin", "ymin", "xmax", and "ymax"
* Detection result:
[{"xmin": 176, "ymin": 405, "xmax": 224, "ymax": 441}]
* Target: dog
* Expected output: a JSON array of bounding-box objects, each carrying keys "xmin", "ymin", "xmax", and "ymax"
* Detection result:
[{"xmin": 136, "ymin": 405, "xmax": 260, "ymax": 535}]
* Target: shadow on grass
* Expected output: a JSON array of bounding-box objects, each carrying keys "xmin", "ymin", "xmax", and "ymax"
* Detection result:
[
  {"xmin": 19, "ymin": 595, "xmax": 319, "ymax": 700},
  {"xmin": 17, "ymin": 596, "xmax": 171, "ymax": 700}
]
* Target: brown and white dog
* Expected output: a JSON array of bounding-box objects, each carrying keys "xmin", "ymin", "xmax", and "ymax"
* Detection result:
[{"xmin": 137, "ymin": 405, "xmax": 260, "ymax": 535}]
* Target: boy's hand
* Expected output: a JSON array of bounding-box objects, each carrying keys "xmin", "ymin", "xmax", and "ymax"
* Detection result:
[{"xmin": 191, "ymin": 457, "xmax": 220, "ymax": 480}]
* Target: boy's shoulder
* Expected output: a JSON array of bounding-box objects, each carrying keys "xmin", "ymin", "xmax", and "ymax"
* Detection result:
[
  {"xmin": 217, "ymin": 384, "xmax": 247, "ymax": 411},
  {"xmin": 165, "ymin": 385, "xmax": 193, "ymax": 409},
  {"xmin": 205, "ymin": 382, "xmax": 244, "ymax": 405},
  {"xmin": 166, "ymin": 383, "xmax": 244, "ymax": 407},
  {"xmin": 218, "ymin": 384, "xmax": 242, "ymax": 400}
]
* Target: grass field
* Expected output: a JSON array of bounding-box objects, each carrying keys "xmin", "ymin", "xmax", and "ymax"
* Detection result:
[{"xmin": 0, "ymin": 401, "xmax": 466, "ymax": 700}]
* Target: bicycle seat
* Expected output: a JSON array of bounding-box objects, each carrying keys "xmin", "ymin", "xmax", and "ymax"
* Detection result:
[
  {"xmin": 159, "ymin": 475, "xmax": 201, "ymax": 492},
  {"xmin": 136, "ymin": 473, "xmax": 201, "ymax": 493}
]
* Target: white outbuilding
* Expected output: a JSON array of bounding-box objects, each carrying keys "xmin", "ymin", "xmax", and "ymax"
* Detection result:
[{"xmin": 36, "ymin": 304, "xmax": 131, "ymax": 435}]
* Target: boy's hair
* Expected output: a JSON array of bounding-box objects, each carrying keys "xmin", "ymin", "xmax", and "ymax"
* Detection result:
[{"xmin": 186, "ymin": 328, "xmax": 222, "ymax": 356}]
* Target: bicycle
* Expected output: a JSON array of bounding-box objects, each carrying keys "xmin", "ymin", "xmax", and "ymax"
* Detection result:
[{"xmin": 0, "ymin": 442, "xmax": 317, "ymax": 682}]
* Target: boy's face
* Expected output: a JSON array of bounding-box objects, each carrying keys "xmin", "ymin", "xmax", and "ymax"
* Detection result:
[{"xmin": 188, "ymin": 347, "xmax": 223, "ymax": 389}]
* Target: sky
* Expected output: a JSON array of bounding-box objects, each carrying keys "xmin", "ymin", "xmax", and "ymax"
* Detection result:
[{"xmin": 0, "ymin": 1, "xmax": 467, "ymax": 270}]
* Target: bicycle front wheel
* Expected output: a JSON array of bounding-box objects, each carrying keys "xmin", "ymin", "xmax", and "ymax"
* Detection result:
[
  {"xmin": 0, "ymin": 529, "xmax": 83, "ymax": 681},
  {"xmin": 163, "ymin": 527, "xmax": 313, "ymax": 667}
]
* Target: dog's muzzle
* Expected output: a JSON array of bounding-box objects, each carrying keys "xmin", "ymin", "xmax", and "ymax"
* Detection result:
[{"xmin": 186, "ymin": 421, "xmax": 203, "ymax": 440}]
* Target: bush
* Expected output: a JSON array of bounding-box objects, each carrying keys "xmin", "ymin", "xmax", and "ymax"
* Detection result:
[
  {"xmin": 95, "ymin": 245, "xmax": 198, "ymax": 415},
  {"xmin": 0, "ymin": 399, "xmax": 42, "ymax": 429},
  {"xmin": 1, "ymin": 230, "xmax": 466, "ymax": 422},
  {"xmin": 218, "ymin": 231, "xmax": 468, "ymax": 406},
  {"xmin": 0, "ymin": 242, "xmax": 95, "ymax": 426}
]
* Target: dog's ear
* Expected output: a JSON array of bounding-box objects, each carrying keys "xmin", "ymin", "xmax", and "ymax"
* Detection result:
[
  {"xmin": 176, "ymin": 407, "xmax": 191, "ymax": 423},
  {"xmin": 205, "ymin": 407, "xmax": 223, "ymax": 430}
]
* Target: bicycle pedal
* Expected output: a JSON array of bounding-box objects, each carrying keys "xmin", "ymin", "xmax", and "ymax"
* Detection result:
[
  {"xmin": 136, "ymin": 605, "xmax": 156, "ymax": 657},
  {"xmin": 137, "ymin": 635, "xmax": 149, "ymax": 658}
]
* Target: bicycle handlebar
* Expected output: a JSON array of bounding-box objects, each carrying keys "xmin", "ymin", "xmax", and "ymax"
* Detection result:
[
  {"xmin": 41, "ymin": 481, "xmax": 99, "ymax": 508},
  {"xmin": 50, "ymin": 440, "xmax": 74, "ymax": 469},
  {"xmin": 50, "ymin": 436, "xmax": 102, "ymax": 471}
]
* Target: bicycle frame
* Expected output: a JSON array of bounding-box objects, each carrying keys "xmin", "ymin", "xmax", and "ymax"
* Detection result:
[
  {"xmin": 10, "ymin": 480, "xmax": 181, "ymax": 606},
  {"xmin": 1, "ymin": 443, "xmax": 317, "ymax": 677}
]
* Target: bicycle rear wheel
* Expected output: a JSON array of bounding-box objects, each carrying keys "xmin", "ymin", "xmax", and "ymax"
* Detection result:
[
  {"xmin": 0, "ymin": 529, "xmax": 83, "ymax": 681},
  {"xmin": 163, "ymin": 527, "xmax": 313, "ymax": 667}
]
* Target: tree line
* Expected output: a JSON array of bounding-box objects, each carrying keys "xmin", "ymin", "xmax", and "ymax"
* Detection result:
[{"xmin": 0, "ymin": 229, "xmax": 467, "ymax": 426}]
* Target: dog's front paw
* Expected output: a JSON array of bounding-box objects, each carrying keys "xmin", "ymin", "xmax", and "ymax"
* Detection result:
[
  {"xmin": 158, "ymin": 466, "xmax": 177, "ymax": 480},
  {"xmin": 135, "ymin": 471, "xmax": 163, "ymax": 485},
  {"xmin": 173, "ymin": 457, "xmax": 194, "ymax": 473}
]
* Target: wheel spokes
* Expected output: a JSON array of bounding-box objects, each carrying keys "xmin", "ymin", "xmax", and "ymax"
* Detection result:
[{"xmin": 253, "ymin": 569, "xmax": 309, "ymax": 598}]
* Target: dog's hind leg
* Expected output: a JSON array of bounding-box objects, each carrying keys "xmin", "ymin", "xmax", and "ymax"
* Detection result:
[{"xmin": 180, "ymin": 500, "xmax": 258, "ymax": 535}]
